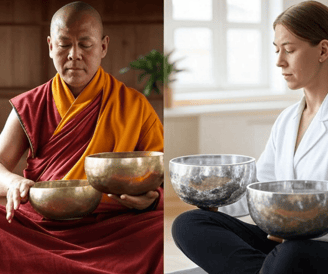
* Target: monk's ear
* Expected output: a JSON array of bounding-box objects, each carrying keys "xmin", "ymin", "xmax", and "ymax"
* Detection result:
[
  {"xmin": 319, "ymin": 39, "xmax": 328, "ymax": 63},
  {"xmin": 47, "ymin": 36, "xmax": 53, "ymax": 59},
  {"xmin": 101, "ymin": 35, "xmax": 110, "ymax": 59}
]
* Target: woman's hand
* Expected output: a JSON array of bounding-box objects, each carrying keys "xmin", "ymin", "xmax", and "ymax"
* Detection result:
[
  {"xmin": 108, "ymin": 190, "xmax": 159, "ymax": 210},
  {"xmin": 197, "ymin": 206, "xmax": 218, "ymax": 212},
  {"xmin": 267, "ymin": 235, "xmax": 285, "ymax": 243},
  {"xmin": 6, "ymin": 178, "xmax": 35, "ymax": 223}
]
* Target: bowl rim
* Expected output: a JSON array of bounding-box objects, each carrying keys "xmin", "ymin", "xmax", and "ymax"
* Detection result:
[
  {"xmin": 85, "ymin": 151, "xmax": 163, "ymax": 159},
  {"xmin": 247, "ymin": 180, "xmax": 328, "ymax": 195},
  {"xmin": 31, "ymin": 179, "xmax": 91, "ymax": 189},
  {"xmin": 169, "ymin": 154, "xmax": 256, "ymax": 167}
]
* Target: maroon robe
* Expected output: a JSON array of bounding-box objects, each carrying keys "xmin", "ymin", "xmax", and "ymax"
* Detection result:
[{"xmin": 0, "ymin": 78, "xmax": 163, "ymax": 274}]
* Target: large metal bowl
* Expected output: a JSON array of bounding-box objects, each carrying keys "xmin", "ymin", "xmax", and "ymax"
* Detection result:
[
  {"xmin": 169, "ymin": 154, "xmax": 256, "ymax": 208},
  {"xmin": 29, "ymin": 180, "xmax": 102, "ymax": 220},
  {"xmin": 247, "ymin": 180, "xmax": 328, "ymax": 240},
  {"xmin": 84, "ymin": 151, "xmax": 164, "ymax": 195}
]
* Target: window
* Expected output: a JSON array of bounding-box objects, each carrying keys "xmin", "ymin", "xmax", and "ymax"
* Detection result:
[{"xmin": 164, "ymin": 0, "xmax": 285, "ymax": 98}]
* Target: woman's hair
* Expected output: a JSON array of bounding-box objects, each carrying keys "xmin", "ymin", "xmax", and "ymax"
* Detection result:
[{"xmin": 274, "ymin": 1, "xmax": 328, "ymax": 45}]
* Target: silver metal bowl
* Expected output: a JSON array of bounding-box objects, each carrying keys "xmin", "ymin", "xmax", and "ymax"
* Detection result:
[
  {"xmin": 29, "ymin": 180, "xmax": 102, "ymax": 220},
  {"xmin": 84, "ymin": 151, "xmax": 164, "ymax": 195},
  {"xmin": 169, "ymin": 154, "xmax": 256, "ymax": 208},
  {"xmin": 247, "ymin": 180, "xmax": 328, "ymax": 240}
]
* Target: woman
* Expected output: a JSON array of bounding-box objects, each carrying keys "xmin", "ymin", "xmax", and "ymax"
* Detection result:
[{"xmin": 172, "ymin": 1, "xmax": 328, "ymax": 273}]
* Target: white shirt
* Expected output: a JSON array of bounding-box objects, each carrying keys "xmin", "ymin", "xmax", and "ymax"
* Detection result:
[
  {"xmin": 221, "ymin": 95, "xmax": 328, "ymax": 219},
  {"xmin": 257, "ymin": 95, "xmax": 328, "ymax": 182}
]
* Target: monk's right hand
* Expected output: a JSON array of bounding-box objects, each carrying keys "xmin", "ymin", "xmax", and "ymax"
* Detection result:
[{"xmin": 6, "ymin": 179, "xmax": 34, "ymax": 223}]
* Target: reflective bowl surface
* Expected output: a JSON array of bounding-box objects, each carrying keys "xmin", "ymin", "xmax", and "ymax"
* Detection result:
[
  {"xmin": 29, "ymin": 180, "xmax": 102, "ymax": 220},
  {"xmin": 247, "ymin": 180, "xmax": 328, "ymax": 240},
  {"xmin": 85, "ymin": 151, "xmax": 164, "ymax": 195},
  {"xmin": 169, "ymin": 154, "xmax": 256, "ymax": 208}
]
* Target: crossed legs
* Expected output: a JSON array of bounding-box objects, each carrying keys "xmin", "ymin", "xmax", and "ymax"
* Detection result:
[{"xmin": 172, "ymin": 210, "xmax": 328, "ymax": 274}]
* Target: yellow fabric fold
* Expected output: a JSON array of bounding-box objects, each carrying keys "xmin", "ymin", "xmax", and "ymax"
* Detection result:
[
  {"xmin": 51, "ymin": 66, "xmax": 163, "ymax": 182},
  {"xmin": 52, "ymin": 67, "xmax": 109, "ymax": 180},
  {"xmin": 52, "ymin": 68, "xmax": 105, "ymax": 136}
]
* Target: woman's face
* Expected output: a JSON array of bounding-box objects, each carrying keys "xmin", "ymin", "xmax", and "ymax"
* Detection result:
[{"xmin": 274, "ymin": 24, "xmax": 322, "ymax": 90}]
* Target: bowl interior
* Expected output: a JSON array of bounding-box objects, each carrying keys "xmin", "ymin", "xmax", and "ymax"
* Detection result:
[
  {"xmin": 248, "ymin": 180, "xmax": 328, "ymax": 194},
  {"xmin": 170, "ymin": 154, "xmax": 255, "ymax": 166}
]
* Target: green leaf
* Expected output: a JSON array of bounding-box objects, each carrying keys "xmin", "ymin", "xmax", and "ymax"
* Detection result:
[
  {"xmin": 138, "ymin": 72, "xmax": 148, "ymax": 83},
  {"xmin": 130, "ymin": 59, "xmax": 147, "ymax": 69},
  {"xmin": 143, "ymin": 79, "xmax": 153, "ymax": 96}
]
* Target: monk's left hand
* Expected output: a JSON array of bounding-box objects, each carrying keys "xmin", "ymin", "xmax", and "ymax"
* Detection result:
[{"xmin": 108, "ymin": 190, "xmax": 159, "ymax": 210}]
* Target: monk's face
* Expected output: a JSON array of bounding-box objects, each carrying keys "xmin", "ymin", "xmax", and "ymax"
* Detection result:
[{"xmin": 47, "ymin": 13, "xmax": 109, "ymax": 94}]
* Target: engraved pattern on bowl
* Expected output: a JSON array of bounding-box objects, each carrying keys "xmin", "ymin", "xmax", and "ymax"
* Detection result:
[
  {"xmin": 169, "ymin": 154, "xmax": 256, "ymax": 208},
  {"xmin": 247, "ymin": 180, "xmax": 328, "ymax": 240}
]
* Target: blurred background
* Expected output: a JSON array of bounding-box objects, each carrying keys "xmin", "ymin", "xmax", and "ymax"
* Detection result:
[
  {"xmin": 163, "ymin": 0, "xmax": 328, "ymax": 273},
  {"xmin": 0, "ymin": 0, "xmax": 163, "ymax": 175}
]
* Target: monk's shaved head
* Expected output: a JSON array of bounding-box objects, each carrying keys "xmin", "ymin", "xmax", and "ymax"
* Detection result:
[
  {"xmin": 50, "ymin": 1, "xmax": 103, "ymax": 38},
  {"xmin": 47, "ymin": 1, "xmax": 109, "ymax": 96}
]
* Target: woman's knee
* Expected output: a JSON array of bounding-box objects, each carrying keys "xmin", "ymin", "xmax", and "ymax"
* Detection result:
[
  {"xmin": 172, "ymin": 210, "xmax": 208, "ymax": 242},
  {"xmin": 171, "ymin": 210, "xmax": 202, "ymax": 243},
  {"xmin": 262, "ymin": 240, "xmax": 324, "ymax": 273},
  {"xmin": 276, "ymin": 240, "xmax": 317, "ymax": 260},
  {"xmin": 171, "ymin": 210, "xmax": 227, "ymax": 245}
]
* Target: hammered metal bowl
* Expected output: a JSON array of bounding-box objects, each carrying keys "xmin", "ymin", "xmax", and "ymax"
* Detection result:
[
  {"xmin": 169, "ymin": 154, "xmax": 256, "ymax": 208},
  {"xmin": 29, "ymin": 180, "xmax": 102, "ymax": 220},
  {"xmin": 84, "ymin": 151, "xmax": 164, "ymax": 195},
  {"xmin": 247, "ymin": 180, "xmax": 328, "ymax": 240}
]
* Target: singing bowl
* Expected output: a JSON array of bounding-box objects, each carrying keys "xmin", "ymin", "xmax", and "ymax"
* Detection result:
[
  {"xmin": 169, "ymin": 154, "xmax": 256, "ymax": 208},
  {"xmin": 247, "ymin": 180, "xmax": 328, "ymax": 240},
  {"xmin": 29, "ymin": 180, "xmax": 102, "ymax": 220},
  {"xmin": 84, "ymin": 151, "xmax": 164, "ymax": 195}
]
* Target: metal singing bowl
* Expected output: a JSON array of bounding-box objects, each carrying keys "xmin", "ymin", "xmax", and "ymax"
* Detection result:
[
  {"xmin": 29, "ymin": 180, "xmax": 102, "ymax": 220},
  {"xmin": 84, "ymin": 151, "xmax": 164, "ymax": 195},
  {"xmin": 247, "ymin": 180, "xmax": 328, "ymax": 240},
  {"xmin": 169, "ymin": 154, "xmax": 256, "ymax": 208}
]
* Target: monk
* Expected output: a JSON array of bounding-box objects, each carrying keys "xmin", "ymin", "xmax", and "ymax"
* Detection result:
[{"xmin": 0, "ymin": 2, "xmax": 163, "ymax": 273}]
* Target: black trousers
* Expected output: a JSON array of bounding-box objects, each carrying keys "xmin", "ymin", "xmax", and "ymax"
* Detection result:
[{"xmin": 172, "ymin": 209, "xmax": 328, "ymax": 274}]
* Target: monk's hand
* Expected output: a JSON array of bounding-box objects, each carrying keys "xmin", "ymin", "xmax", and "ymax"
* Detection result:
[
  {"xmin": 267, "ymin": 235, "xmax": 285, "ymax": 243},
  {"xmin": 6, "ymin": 178, "xmax": 35, "ymax": 223},
  {"xmin": 108, "ymin": 190, "xmax": 159, "ymax": 210}
]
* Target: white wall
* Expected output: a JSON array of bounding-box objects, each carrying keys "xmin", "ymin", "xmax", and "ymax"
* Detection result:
[{"xmin": 164, "ymin": 106, "xmax": 290, "ymax": 203}]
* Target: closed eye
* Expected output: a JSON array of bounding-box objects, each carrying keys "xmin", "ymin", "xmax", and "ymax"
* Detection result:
[
  {"xmin": 275, "ymin": 50, "xmax": 293, "ymax": 54},
  {"xmin": 80, "ymin": 44, "xmax": 92, "ymax": 48}
]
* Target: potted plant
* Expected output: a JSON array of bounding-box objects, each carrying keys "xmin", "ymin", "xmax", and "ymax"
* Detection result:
[{"xmin": 120, "ymin": 49, "xmax": 184, "ymax": 108}]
